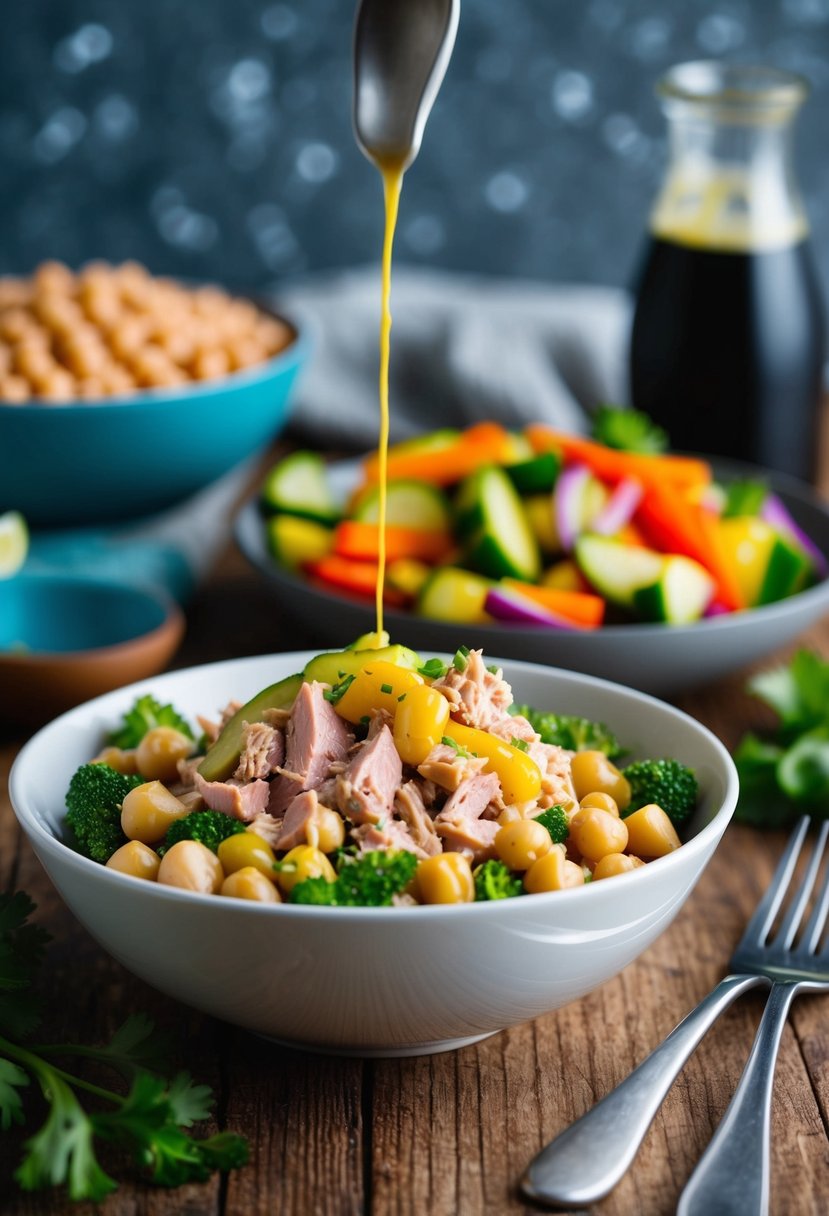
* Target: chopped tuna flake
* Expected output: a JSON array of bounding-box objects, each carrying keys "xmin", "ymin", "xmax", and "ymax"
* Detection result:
[{"xmin": 431, "ymin": 649, "xmax": 513, "ymax": 729}]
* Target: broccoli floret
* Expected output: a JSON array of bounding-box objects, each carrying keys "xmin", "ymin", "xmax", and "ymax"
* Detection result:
[
  {"xmin": 159, "ymin": 810, "xmax": 246, "ymax": 856},
  {"xmin": 107, "ymin": 694, "xmax": 195, "ymax": 750},
  {"xmin": 473, "ymin": 859, "xmax": 524, "ymax": 901},
  {"xmin": 289, "ymin": 876, "xmax": 339, "ymax": 905},
  {"xmin": 622, "ymin": 759, "xmax": 698, "ymax": 824},
  {"xmin": 289, "ymin": 849, "xmax": 417, "ymax": 907},
  {"xmin": 512, "ymin": 705, "xmax": 623, "ymax": 759},
  {"xmin": 533, "ymin": 805, "xmax": 570, "ymax": 844},
  {"xmin": 65, "ymin": 764, "xmax": 144, "ymax": 863},
  {"xmin": 591, "ymin": 404, "xmax": 668, "ymax": 454}
]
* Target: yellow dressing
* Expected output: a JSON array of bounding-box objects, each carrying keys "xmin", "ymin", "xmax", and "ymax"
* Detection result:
[{"xmin": 374, "ymin": 159, "xmax": 405, "ymax": 640}]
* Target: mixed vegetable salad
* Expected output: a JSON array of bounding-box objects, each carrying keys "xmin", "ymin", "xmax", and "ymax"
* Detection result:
[
  {"xmin": 261, "ymin": 409, "xmax": 826, "ymax": 629},
  {"xmin": 64, "ymin": 638, "xmax": 697, "ymax": 906}
]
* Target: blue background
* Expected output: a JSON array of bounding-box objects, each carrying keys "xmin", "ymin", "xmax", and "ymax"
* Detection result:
[{"xmin": 4, "ymin": 1, "xmax": 829, "ymax": 293}]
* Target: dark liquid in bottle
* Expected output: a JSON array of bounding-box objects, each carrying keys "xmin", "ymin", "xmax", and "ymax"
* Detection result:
[{"xmin": 630, "ymin": 236, "xmax": 825, "ymax": 481}]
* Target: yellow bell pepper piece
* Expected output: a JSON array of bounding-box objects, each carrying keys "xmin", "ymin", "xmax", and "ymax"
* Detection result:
[
  {"xmin": 443, "ymin": 721, "xmax": 542, "ymax": 805},
  {"xmin": 334, "ymin": 660, "xmax": 424, "ymax": 724},
  {"xmin": 717, "ymin": 516, "xmax": 776, "ymax": 607},
  {"xmin": 393, "ymin": 683, "xmax": 451, "ymax": 766}
]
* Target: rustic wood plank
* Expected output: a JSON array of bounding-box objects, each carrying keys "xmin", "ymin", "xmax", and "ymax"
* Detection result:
[{"xmin": 222, "ymin": 1039, "xmax": 365, "ymax": 1216}]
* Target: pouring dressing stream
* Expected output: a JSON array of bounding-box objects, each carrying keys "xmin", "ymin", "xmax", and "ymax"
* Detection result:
[{"xmin": 353, "ymin": 0, "xmax": 460, "ymax": 639}]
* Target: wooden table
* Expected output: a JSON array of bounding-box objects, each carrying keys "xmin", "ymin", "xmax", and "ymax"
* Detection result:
[{"xmin": 2, "ymin": 542, "xmax": 829, "ymax": 1216}]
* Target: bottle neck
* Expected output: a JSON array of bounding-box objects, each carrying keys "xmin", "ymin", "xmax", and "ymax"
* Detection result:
[{"xmin": 651, "ymin": 99, "xmax": 808, "ymax": 253}]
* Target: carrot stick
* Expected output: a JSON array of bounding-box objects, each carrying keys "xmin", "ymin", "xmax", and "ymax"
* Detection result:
[
  {"xmin": 503, "ymin": 579, "xmax": 605, "ymax": 628},
  {"xmin": 362, "ymin": 422, "xmax": 513, "ymax": 485},
  {"xmin": 333, "ymin": 521, "xmax": 453, "ymax": 563},
  {"xmin": 305, "ymin": 555, "xmax": 408, "ymax": 605},
  {"xmin": 526, "ymin": 425, "xmax": 711, "ymax": 492},
  {"xmin": 635, "ymin": 483, "xmax": 744, "ymax": 610}
]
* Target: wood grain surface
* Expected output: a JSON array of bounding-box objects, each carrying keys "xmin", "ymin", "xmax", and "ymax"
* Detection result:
[{"xmin": 2, "ymin": 538, "xmax": 829, "ymax": 1216}]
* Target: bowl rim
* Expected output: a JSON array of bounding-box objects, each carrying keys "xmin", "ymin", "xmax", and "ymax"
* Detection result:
[
  {"xmin": 0, "ymin": 306, "xmax": 307, "ymax": 413},
  {"xmin": 9, "ymin": 649, "xmax": 739, "ymax": 919},
  {"xmin": 0, "ymin": 573, "xmax": 184, "ymax": 663},
  {"xmin": 235, "ymin": 451, "xmax": 829, "ymax": 641}
]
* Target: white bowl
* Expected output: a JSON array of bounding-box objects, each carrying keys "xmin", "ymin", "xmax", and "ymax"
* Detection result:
[{"xmin": 10, "ymin": 651, "xmax": 738, "ymax": 1057}]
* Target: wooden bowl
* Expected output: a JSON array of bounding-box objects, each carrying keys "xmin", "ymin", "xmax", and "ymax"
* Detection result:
[{"xmin": 0, "ymin": 575, "xmax": 184, "ymax": 725}]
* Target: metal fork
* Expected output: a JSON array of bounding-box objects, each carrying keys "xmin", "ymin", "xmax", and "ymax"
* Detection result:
[
  {"xmin": 522, "ymin": 816, "xmax": 829, "ymax": 1211},
  {"xmin": 678, "ymin": 815, "xmax": 829, "ymax": 1215}
]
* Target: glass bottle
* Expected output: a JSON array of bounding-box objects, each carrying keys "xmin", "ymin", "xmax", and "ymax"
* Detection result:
[{"xmin": 630, "ymin": 62, "xmax": 825, "ymax": 482}]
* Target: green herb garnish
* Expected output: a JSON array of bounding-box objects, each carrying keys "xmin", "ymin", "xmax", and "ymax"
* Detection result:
[
  {"xmin": 418, "ymin": 658, "xmax": 448, "ymax": 680},
  {"xmin": 0, "ymin": 892, "xmax": 248, "ymax": 1203},
  {"xmin": 591, "ymin": 404, "xmax": 668, "ymax": 454},
  {"xmin": 380, "ymin": 683, "xmax": 393, "ymax": 695},
  {"xmin": 323, "ymin": 674, "xmax": 355, "ymax": 705}
]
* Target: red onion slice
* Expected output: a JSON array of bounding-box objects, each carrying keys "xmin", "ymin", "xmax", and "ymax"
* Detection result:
[
  {"xmin": 484, "ymin": 586, "xmax": 581, "ymax": 630},
  {"xmin": 591, "ymin": 478, "xmax": 644, "ymax": 536}
]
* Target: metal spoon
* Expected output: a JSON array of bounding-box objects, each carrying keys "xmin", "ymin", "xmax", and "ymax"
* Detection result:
[{"xmin": 353, "ymin": 0, "xmax": 460, "ymax": 169}]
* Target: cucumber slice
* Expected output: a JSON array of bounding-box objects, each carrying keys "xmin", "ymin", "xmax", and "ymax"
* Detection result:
[
  {"xmin": 417, "ymin": 566, "xmax": 492, "ymax": 624},
  {"xmin": 758, "ymin": 536, "xmax": 813, "ymax": 605},
  {"xmin": 346, "ymin": 630, "xmax": 391, "ymax": 650},
  {"xmin": 266, "ymin": 515, "xmax": 332, "ymax": 570},
  {"xmin": 351, "ymin": 479, "xmax": 451, "ymax": 531},
  {"xmin": 505, "ymin": 452, "xmax": 561, "ymax": 494},
  {"xmin": 575, "ymin": 534, "xmax": 663, "ymax": 608},
  {"xmin": 261, "ymin": 452, "xmax": 339, "ymax": 524},
  {"xmin": 198, "ymin": 672, "xmax": 304, "ymax": 782},
  {"xmin": 632, "ymin": 556, "xmax": 715, "ymax": 624},
  {"xmin": 303, "ymin": 644, "xmax": 421, "ymax": 686},
  {"xmin": 457, "ymin": 467, "xmax": 541, "ymax": 580}
]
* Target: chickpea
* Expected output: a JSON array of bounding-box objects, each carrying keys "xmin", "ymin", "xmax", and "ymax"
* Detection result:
[
  {"xmin": 307, "ymin": 805, "xmax": 346, "ymax": 854},
  {"xmin": 191, "ymin": 347, "xmax": 230, "ymax": 380},
  {"xmin": 275, "ymin": 845, "xmax": 336, "ymax": 895},
  {"xmin": 0, "ymin": 375, "xmax": 30, "ymax": 402},
  {"xmin": 135, "ymin": 727, "xmax": 195, "ymax": 783},
  {"xmin": 570, "ymin": 751, "xmax": 631, "ymax": 811},
  {"xmin": 416, "ymin": 853, "xmax": 475, "ymax": 904},
  {"xmin": 592, "ymin": 853, "xmax": 646, "ymax": 881},
  {"xmin": 34, "ymin": 261, "xmax": 75, "ymax": 294},
  {"xmin": 92, "ymin": 746, "xmax": 139, "ymax": 775},
  {"xmin": 221, "ymin": 867, "xmax": 281, "ymax": 903},
  {"xmin": 121, "ymin": 781, "xmax": 188, "ymax": 845},
  {"xmin": 495, "ymin": 819, "xmax": 552, "ymax": 871},
  {"xmin": 158, "ymin": 840, "xmax": 224, "ymax": 894},
  {"xmin": 579, "ymin": 791, "xmax": 620, "ymax": 817},
  {"xmin": 38, "ymin": 368, "xmax": 76, "ymax": 401},
  {"xmin": 218, "ymin": 832, "xmax": 277, "ymax": 881},
  {"xmin": 568, "ymin": 808, "xmax": 629, "ymax": 864},
  {"xmin": 524, "ymin": 846, "xmax": 585, "ymax": 894},
  {"xmin": 623, "ymin": 804, "xmax": 681, "ymax": 858},
  {"xmin": 106, "ymin": 840, "xmax": 160, "ymax": 881}
]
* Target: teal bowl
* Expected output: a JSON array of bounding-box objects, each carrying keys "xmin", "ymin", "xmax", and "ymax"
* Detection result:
[
  {"xmin": 0, "ymin": 574, "xmax": 185, "ymax": 723},
  {"xmin": 0, "ymin": 316, "xmax": 308, "ymax": 528}
]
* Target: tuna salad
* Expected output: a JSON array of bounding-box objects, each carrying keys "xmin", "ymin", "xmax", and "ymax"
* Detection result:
[{"xmin": 63, "ymin": 641, "xmax": 699, "ymax": 906}]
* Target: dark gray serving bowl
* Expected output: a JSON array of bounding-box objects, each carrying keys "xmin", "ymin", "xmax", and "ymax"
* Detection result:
[{"xmin": 234, "ymin": 457, "xmax": 829, "ymax": 695}]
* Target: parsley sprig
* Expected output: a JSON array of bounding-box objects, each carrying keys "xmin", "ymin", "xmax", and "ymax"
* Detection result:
[{"xmin": 0, "ymin": 891, "xmax": 248, "ymax": 1202}]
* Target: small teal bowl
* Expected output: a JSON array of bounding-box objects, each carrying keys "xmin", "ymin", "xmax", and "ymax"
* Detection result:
[
  {"xmin": 0, "ymin": 574, "xmax": 185, "ymax": 723},
  {"xmin": 0, "ymin": 314, "xmax": 308, "ymax": 528}
]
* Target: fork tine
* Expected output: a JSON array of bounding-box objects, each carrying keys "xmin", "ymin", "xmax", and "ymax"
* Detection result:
[
  {"xmin": 774, "ymin": 818, "xmax": 829, "ymax": 949},
  {"xmin": 737, "ymin": 815, "xmax": 810, "ymax": 949},
  {"xmin": 801, "ymin": 832, "xmax": 829, "ymax": 954}
]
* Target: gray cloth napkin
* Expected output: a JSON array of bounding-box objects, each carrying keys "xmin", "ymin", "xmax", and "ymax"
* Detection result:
[{"xmin": 275, "ymin": 267, "xmax": 633, "ymax": 449}]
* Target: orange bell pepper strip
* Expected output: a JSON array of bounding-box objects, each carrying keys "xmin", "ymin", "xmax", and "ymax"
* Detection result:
[
  {"xmin": 635, "ymin": 482, "xmax": 744, "ymax": 611},
  {"xmin": 502, "ymin": 579, "xmax": 605, "ymax": 628},
  {"xmin": 305, "ymin": 555, "xmax": 408, "ymax": 606},
  {"xmin": 362, "ymin": 422, "xmax": 514, "ymax": 485},
  {"xmin": 526, "ymin": 425, "xmax": 711, "ymax": 493},
  {"xmin": 333, "ymin": 521, "xmax": 453, "ymax": 563}
]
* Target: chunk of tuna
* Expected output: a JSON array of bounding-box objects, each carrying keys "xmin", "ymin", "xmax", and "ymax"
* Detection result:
[
  {"xmin": 193, "ymin": 772, "xmax": 271, "ymax": 822},
  {"xmin": 353, "ymin": 820, "xmax": 427, "ymax": 859},
  {"xmin": 234, "ymin": 721, "xmax": 285, "ymax": 782},
  {"xmin": 431, "ymin": 650, "xmax": 513, "ymax": 730},
  {"xmin": 434, "ymin": 771, "xmax": 501, "ymax": 860},
  {"xmin": 336, "ymin": 725, "xmax": 402, "ymax": 825},
  {"xmin": 269, "ymin": 682, "xmax": 354, "ymax": 815},
  {"xmin": 417, "ymin": 743, "xmax": 487, "ymax": 792},
  {"xmin": 274, "ymin": 789, "xmax": 318, "ymax": 852},
  {"xmin": 527, "ymin": 741, "xmax": 577, "ymax": 811},
  {"xmin": 394, "ymin": 781, "xmax": 442, "ymax": 857}
]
